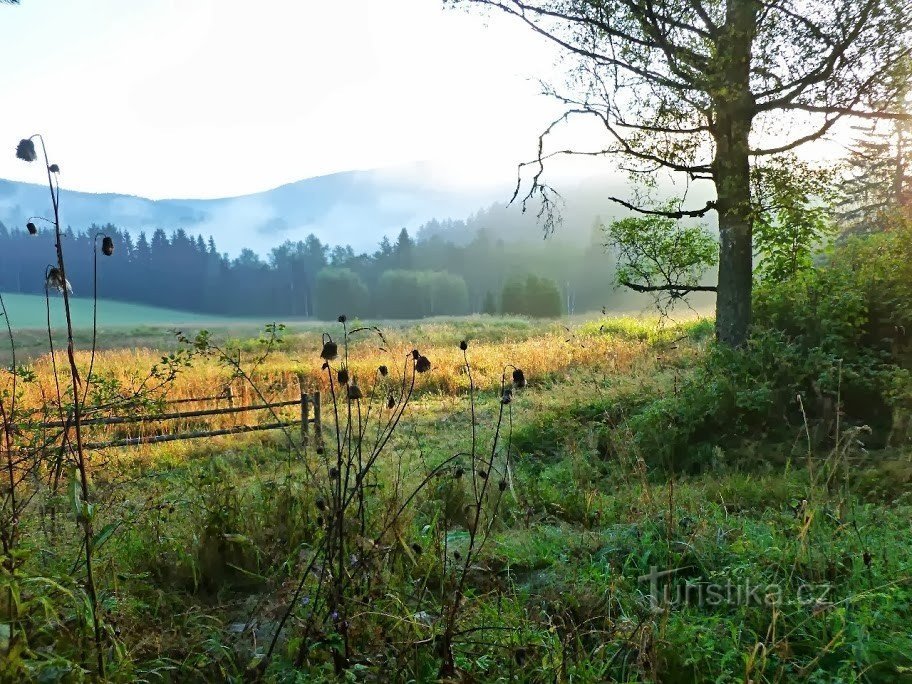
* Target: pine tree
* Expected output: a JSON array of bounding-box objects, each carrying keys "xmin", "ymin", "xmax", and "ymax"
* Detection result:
[{"xmin": 839, "ymin": 61, "xmax": 912, "ymax": 233}]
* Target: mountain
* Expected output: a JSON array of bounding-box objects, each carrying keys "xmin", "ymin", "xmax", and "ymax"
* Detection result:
[
  {"xmin": 0, "ymin": 163, "xmax": 716, "ymax": 256},
  {"xmin": 0, "ymin": 163, "xmax": 509, "ymax": 256}
]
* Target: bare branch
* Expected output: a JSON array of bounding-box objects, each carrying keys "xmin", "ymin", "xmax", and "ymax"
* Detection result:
[{"xmin": 620, "ymin": 280, "xmax": 717, "ymax": 293}]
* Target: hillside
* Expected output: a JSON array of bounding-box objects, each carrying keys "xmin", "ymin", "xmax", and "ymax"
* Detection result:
[
  {"xmin": 0, "ymin": 166, "xmax": 715, "ymax": 258},
  {"xmin": 0, "ymin": 165, "xmax": 507, "ymax": 256}
]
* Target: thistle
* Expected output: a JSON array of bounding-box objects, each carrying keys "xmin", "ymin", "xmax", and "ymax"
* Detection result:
[
  {"xmin": 15, "ymin": 138, "xmax": 36, "ymax": 162},
  {"xmin": 416, "ymin": 355, "xmax": 431, "ymax": 373},
  {"xmin": 101, "ymin": 236, "xmax": 114, "ymax": 256},
  {"xmin": 46, "ymin": 267, "xmax": 73, "ymax": 294},
  {"xmin": 511, "ymin": 369, "xmax": 526, "ymax": 389},
  {"xmin": 320, "ymin": 338, "xmax": 338, "ymax": 361}
]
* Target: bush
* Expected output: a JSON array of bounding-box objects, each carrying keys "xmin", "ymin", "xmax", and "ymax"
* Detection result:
[
  {"xmin": 314, "ymin": 268, "xmax": 368, "ymax": 320},
  {"xmin": 614, "ymin": 215, "xmax": 912, "ymax": 469},
  {"xmin": 500, "ymin": 274, "xmax": 562, "ymax": 317},
  {"xmin": 375, "ymin": 270, "xmax": 470, "ymax": 318}
]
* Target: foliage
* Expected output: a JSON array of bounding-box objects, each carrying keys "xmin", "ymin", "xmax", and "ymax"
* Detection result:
[
  {"xmin": 500, "ymin": 274, "xmax": 562, "ymax": 317},
  {"xmin": 838, "ymin": 56, "xmax": 912, "ymax": 231},
  {"xmin": 0, "ymin": 209, "xmax": 628, "ymax": 320},
  {"xmin": 458, "ymin": 0, "xmax": 912, "ymax": 345},
  {"xmin": 604, "ymin": 206, "xmax": 718, "ymax": 310},
  {"xmin": 313, "ymin": 268, "xmax": 368, "ymax": 319},
  {"xmin": 752, "ymin": 157, "xmax": 837, "ymax": 283},
  {"xmin": 374, "ymin": 269, "xmax": 470, "ymax": 319}
]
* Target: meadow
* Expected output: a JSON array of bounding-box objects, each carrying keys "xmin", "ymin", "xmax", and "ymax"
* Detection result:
[{"xmin": 2, "ymin": 307, "xmax": 910, "ymax": 683}]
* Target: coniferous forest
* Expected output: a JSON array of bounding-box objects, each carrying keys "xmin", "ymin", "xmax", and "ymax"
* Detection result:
[{"xmin": 0, "ymin": 207, "xmax": 623, "ymax": 319}]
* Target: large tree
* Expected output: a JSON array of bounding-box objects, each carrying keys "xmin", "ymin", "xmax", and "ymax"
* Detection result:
[{"xmin": 451, "ymin": 0, "xmax": 912, "ymax": 345}]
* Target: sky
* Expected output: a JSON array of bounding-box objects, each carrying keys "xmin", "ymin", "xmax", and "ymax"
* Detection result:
[
  {"xmin": 0, "ymin": 0, "xmax": 860, "ymax": 205},
  {"xmin": 0, "ymin": 0, "xmax": 571, "ymax": 199}
]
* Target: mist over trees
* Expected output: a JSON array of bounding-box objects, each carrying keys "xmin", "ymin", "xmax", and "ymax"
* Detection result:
[{"xmin": 0, "ymin": 208, "xmax": 631, "ymax": 320}]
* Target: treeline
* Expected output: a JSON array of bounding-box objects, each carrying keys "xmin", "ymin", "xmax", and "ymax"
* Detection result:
[{"xmin": 0, "ymin": 216, "xmax": 626, "ymax": 319}]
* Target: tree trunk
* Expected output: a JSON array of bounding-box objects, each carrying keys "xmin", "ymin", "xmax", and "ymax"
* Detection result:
[
  {"xmin": 712, "ymin": 0, "xmax": 758, "ymax": 347},
  {"xmin": 713, "ymin": 133, "xmax": 753, "ymax": 347}
]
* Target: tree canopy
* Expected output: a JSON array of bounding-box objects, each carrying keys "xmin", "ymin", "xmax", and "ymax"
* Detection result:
[{"xmin": 453, "ymin": 0, "xmax": 912, "ymax": 345}]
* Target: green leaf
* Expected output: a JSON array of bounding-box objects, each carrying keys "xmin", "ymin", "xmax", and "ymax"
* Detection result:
[{"xmin": 91, "ymin": 522, "xmax": 119, "ymax": 552}]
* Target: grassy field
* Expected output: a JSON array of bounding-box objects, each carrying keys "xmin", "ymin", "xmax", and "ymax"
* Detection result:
[
  {"xmin": 1, "ymin": 291, "xmax": 626, "ymax": 362},
  {"xmin": 0, "ymin": 292, "xmax": 251, "ymax": 329},
  {"xmin": 1, "ymin": 313, "xmax": 910, "ymax": 682},
  {"xmin": 0, "ymin": 292, "xmax": 273, "ymax": 361}
]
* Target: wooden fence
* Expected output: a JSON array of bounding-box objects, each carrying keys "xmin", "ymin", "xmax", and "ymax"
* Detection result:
[{"xmin": 35, "ymin": 385, "xmax": 322, "ymax": 451}]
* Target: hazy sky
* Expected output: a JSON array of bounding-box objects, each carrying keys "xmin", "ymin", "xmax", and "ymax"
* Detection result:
[{"xmin": 0, "ymin": 0, "xmax": 569, "ymax": 199}]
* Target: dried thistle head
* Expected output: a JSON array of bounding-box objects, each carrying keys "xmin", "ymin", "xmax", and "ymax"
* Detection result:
[
  {"xmin": 337, "ymin": 314, "xmax": 347, "ymax": 323},
  {"xmin": 512, "ymin": 369, "xmax": 526, "ymax": 389},
  {"xmin": 386, "ymin": 393, "xmax": 395, "ymax": 410},
  {"xmin": 347, "ymin": 382, "xmax": 362, "ymax": 401},
  {"xmin": 320, "ymin": 339, "xmax": 338, "ymax": 361},
  {"xmin": 459, "ymin": 340, "xmax": 468, "ymax": 351},
  {"xmin": 415, "ymin": 355, "xmax": 431, "ymax": 374},
  {"xmin": 501, "ymin": 387, "xmax": 513, "ymax": 405},
  {"xmin": 378, "ymin": 365, "xmax": 388, "ymax": 377},
  {"xmin": 411, "ymin": 349, "xmax": 420, "ymax": 360},
  {"xmin": 101, "ymin": 236, "xmax": 114, "ymax": 256},
  {"xmin": 26, "ymin": 222, "xmax": 37, "ymax": 235},
  {"xmin": 337, "ymin": 368, "xmax": 349, "ymax": 385},
  {"xmin": 48, "ymin": 163, "xmax": 60, "ymax": 174},
  {"xmin": 46, "ymin": 267, "xmax": 72, "ymax": 294},
  {"xmin": 15, "ymin": 139, "xmax": 36, "ymax": 162}
]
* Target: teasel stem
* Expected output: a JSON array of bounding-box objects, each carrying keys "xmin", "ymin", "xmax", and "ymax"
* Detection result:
[
  {"xmin": 32, "ymin": 134, "xmax": 106, "ymax": 679},
  {"xmin": 79, "ymin": 233, "xmax": 104, "ymax": 406},
  {"xmin": 0, "ymin": 291, "xmax": 20, "ymax": 653}
]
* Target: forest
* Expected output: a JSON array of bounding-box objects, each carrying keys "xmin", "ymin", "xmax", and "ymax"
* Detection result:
[{"xmin": 0, "ymin": 205, "xmax": 619, "ymax": 320}]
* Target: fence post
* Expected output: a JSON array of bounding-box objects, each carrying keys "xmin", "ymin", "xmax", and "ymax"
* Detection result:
[
  {"xmin": 297, "ymin": 373, "xmax": 309, "ymax": 442},
  {"xmin": 313, "ymin": 390, "xmax": 322, "ymax": 444}
]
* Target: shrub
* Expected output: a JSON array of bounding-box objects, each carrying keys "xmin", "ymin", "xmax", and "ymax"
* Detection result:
[
  {"xmin": 375, "ymin": 270, "xmax": 470, "ymax": 318},
  {"xmin": 625, "ymin": 214, "xmax": 912, "ymax": 468},
  {"xmin": 314, "ymin": 268, "xmax": 368, "ymax": 319},
  {"xmin": 500, "ymin": 274, "xmax": 562, "ymax": 317}
]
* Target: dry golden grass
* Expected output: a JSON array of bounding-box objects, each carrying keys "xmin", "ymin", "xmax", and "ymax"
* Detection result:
[{"xmin": 2, "ymin": 316, "xmax": 702, "ymax": 453}]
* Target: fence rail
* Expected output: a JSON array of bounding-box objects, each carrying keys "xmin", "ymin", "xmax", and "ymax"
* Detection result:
[
  {"xmin": 42, "ymin": 399, "xmax": 301, "ymax": 428},
  {"xmin": 36, "ymin": 386, "xmax": 322, "ymax": 452}
]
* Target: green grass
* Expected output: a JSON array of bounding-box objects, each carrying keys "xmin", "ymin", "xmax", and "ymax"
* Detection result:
[
  {"xmin": 4, "ymin": 314, "xmax": 912, "ymax": 682},
  {"xmin": 0, "ymin": 292, "xmax": 252, "ymax": 330}
]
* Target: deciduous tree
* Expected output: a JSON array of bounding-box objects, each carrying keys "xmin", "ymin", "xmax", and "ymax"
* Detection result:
[{"xmin": 452, "ymin": 0, "xmax": 912, "ymax": 345}]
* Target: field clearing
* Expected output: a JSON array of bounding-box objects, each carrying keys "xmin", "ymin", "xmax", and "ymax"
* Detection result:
[{"xmin": 3, "ymin": 312, "xmax": 910, "ymax": 682}]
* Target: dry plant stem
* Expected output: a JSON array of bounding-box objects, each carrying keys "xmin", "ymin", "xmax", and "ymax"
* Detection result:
[
  {"xmin": 440, "ymin": 366, "xmax": 508, "ymax": 677},
  {"xmin": 0, "ymin": 292, "xmax": 20, "ymax": 651},
  {"xmin": 35, "ymin": 135, "xmax": 106, "ymax": 679}
]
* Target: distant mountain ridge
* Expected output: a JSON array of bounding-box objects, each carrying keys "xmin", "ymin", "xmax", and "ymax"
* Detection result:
[
  {"xmin": 0, "ymin": 164, "xmax": 715, "ymax": 256},
  {"xmin": 0, "ymin": 164, "xmax": 507, "ymax": 256}
]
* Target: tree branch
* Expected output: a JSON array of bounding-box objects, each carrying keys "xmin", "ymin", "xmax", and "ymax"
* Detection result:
[{"xmin": 620, "ymin": 280, "xmax": 717, "ymax": 293}]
